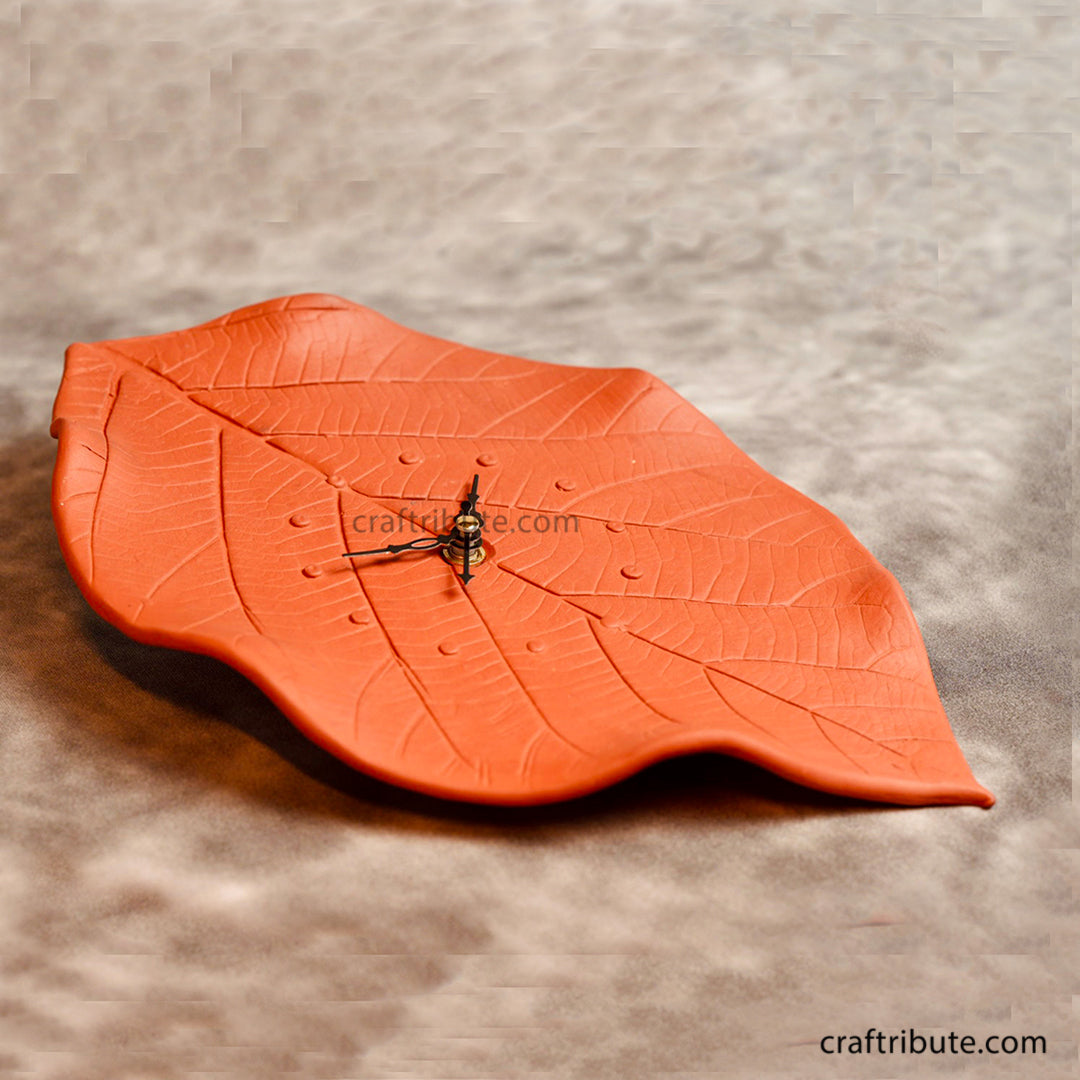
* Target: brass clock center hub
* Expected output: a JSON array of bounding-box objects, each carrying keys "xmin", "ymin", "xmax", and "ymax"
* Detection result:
[{"xmin": 441, "ymin": 511, "xmax": 487, "ymax": 570}]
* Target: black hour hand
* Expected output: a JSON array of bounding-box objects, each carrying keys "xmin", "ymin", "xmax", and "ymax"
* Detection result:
[{"xmin": 461, "ymin": 473, "xmax": 482, "ymax": 520}]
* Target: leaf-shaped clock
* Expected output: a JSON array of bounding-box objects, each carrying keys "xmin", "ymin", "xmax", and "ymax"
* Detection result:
[{"xmin": 50, "ymin": 294, "xmax": 993, "ymax": 808}]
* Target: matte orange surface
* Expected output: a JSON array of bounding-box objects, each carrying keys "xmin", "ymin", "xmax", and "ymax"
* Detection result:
[{"xmin": 50, "ymin": 294, "xmax": 993, "ymax": 808}]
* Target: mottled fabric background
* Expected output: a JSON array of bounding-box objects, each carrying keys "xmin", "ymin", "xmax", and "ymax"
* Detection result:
[{"xmin": 0, "ymin": 2, "xmax": 1075, "ymax": 1077}]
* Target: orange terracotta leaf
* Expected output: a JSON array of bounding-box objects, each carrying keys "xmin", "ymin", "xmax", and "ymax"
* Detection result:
[{"xmin": 50, "ymin": 294, "xmax": 993, "ymax": 808}]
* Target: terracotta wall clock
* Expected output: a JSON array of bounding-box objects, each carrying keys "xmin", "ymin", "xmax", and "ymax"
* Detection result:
[{"xmin": 50, "ymin": 294, "xmax": 994, "ymax": 808}]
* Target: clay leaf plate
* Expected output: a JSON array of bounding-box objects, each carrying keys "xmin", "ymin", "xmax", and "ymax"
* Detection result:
[{"xmin": 51, "ymin": 294, "xmax": 993, "ymax": 808}]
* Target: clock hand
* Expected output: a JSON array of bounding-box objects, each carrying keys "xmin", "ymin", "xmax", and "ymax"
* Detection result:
[
  {"xmin": 461, "ymin": 472, "xmax": 482, "ymax": 519},
  {"xmin": 442, "ymin": 511, "xmax": 484, "ymax": 585},
  {"xmin": 342, "ymin": 534, "xmax": 451, "ymax": 558},
  {"xmin": 463, "ymin": 473, "xmax": 480, "ymax": 585},
  {"xmin": 444, "ymin": 474, "xmax": 485, "ymax": 585},
  {"xmin": 462, "ymin": 522, "xmax": 473, "ymax": 586},
  {"xmin": 343, "ymin": 475, "xmax": 487, "ymax": 580},
  {"xmin": 457, "ymin": 470, "xmax": 483, "ymax": 524}
]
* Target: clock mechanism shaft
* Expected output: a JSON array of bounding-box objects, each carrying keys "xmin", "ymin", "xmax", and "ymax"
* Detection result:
[{"xmin": 441, "ymin": 511, "xmax": 486, "ymax": 582}]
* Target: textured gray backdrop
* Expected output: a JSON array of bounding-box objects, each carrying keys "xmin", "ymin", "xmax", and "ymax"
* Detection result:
[{"xmin": 0, "ymin": 1, "xmax": 1076, "ymax": 1077}]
